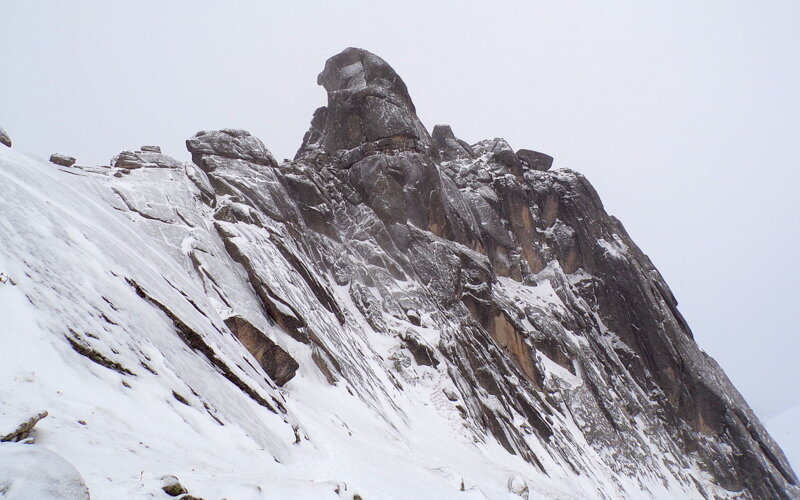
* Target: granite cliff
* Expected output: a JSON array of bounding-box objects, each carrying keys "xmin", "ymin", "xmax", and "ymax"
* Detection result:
[{"xmin": 0, "ymin": 48, "xmax": 796, "ymax": 499}]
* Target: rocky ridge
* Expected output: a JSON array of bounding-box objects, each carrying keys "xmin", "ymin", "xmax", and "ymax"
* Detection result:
[{"xmin": 0, "ymin": 48, "xmax": 796, "ymax": 499}]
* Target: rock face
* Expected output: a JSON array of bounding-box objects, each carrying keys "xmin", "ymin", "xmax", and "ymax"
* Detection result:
[
  {"xmin": 296, "ymin": 47, "xmax": 432, "ymax": 163},
  {"xmin": 0, "ymin": 47, "xmax": 796, "ymax": 499}
]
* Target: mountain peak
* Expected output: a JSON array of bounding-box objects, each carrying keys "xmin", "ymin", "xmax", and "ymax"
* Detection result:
[{"xmin": 298, "ymin": 48, "xmax": 431, "ymax": 157}]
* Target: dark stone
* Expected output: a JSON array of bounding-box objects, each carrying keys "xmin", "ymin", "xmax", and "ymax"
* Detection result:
[
  {"xmin": 49, "ymin": 153, "xmax": 76, "ymax": 167},
  {"xmin": 401, "ymin": 333, "xmax": 438, "ymax": 367},
  {"xmin": 0, "ymin": 126, "xmax": 10, "ymax": 147},
  {"xmin": 488, "ymin": 139, "xmax": 521, "ymax": 172},
  {"xmin": 516, "ymin": 149, "xmax": 553, "ymax": 171},
  {"xmin": 160, "ymin": 475, "xmax": 187, "ymax": 497}
]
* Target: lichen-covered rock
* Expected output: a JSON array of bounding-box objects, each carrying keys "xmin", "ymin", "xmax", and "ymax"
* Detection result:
[{"xmin": 160, "ymin": 475, "xmax": 187, "ymax": 496}]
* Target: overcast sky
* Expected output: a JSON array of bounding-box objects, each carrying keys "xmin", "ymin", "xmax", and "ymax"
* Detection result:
[{"xmin": 3, "ymin": 2, "xmax": 798, "ymax": 425}]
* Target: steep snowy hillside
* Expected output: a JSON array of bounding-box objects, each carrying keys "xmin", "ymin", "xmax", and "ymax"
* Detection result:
[{"xmin": 0, "ymin": 48, "xmax": 797, "ymax": 499}]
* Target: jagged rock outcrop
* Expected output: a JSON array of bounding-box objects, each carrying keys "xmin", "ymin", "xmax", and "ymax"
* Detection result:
[
  {"xmin": 112, "ymin": 148, "xmax": 182, "ymax": 170},
  {"xmin": 297, "ymin": 48, "xmax": 798, "ymax": 498},
  {"xmin": 296, "ymin": 46, "xmax": 432, "ymax": 166},
  {"xmin": 0, "ymin": 47, "xmax": 796, "ymax": 499},
  {"xmin": 432, "ymin": 124, "xmax": 474, "ymax": 160}
]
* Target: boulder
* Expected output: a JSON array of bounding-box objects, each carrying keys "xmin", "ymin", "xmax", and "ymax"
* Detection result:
[
  {"xmin": 160, "ymin": 475, "xmax": 187, "ymax": 497},
  {"xmin": 516, "ymin": 149, "xmax": 553, "ymax": 171},
  {"xmin": 111, "ymin": 150, "xmax": 182, "ymax": 170},
  {"xmin": 186, "ymin": 129, "xmax": 277, "ymax": 169},
  {"xmin": 49, "ymin": 154, "xmax": 76, "ymax": 167},
  {"xmin": 224, "ymin": 316, "xmax": 299, "ymax": 386}
]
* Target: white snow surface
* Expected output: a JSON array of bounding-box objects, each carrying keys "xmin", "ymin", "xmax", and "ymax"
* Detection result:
[
  {"xmin": 0, "ymin": 147, "xmax": 743, "ymax": 499},
  {"xmin": 0, "ymin": 442, "xmax": 89, "ymax": 499}
]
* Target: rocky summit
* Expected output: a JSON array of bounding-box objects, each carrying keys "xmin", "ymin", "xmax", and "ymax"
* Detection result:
[{"xmin": 0, "ymin": 48, "xmax": 796, "ymax": 499}]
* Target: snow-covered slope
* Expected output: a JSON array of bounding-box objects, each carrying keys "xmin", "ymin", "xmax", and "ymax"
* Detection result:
[{"xmin": 0, "ymin": 48, "xmax": 797, "ymax": 499}]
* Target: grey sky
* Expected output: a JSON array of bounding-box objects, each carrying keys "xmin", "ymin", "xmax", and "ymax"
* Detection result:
[{"xmin": 2, "ymin": 1, "xmax": 798, "ymax": 422}]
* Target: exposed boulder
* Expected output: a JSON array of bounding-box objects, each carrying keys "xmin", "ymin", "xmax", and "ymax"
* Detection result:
[
  {"xmin": 49, "ymin": 154, "xmax": 76, "ymax": 167},
  {"xmin": 0, "ymin": 126, "xmax": 10, "ymax": 147},
  {"xmin": 224, "ymin": 316, "xmax": 299, "ymax": 386},
  {"xmin": 516, "ymin": 149, "xmax": 553, "ymax": 171},
  {"xmin": 111, "ymin": 149, "xmax": 182, "ymax": 170},
  {"xmin": 160, "ymin": 475, "xmax": 187, "ymax": 497},
  {"xmin": 186, "ymin": 129, "xmax": 277, "ymax": 169}
]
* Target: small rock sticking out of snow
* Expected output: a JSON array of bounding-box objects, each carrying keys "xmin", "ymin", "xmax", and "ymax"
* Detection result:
[
  {"xmin": 161, "ymin": 474, "xmax": 188, "ymax": 497},
  {"xmin": 0, "ymin": 411, "xmax": 48, "ymax": 443},
  {"xmin": 508, "ymin": 474, "xmax": 529, "ymax": 499},
  {"xmin": 49, "ymin": 154, "xmax": 76, "ymax": 167}
]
